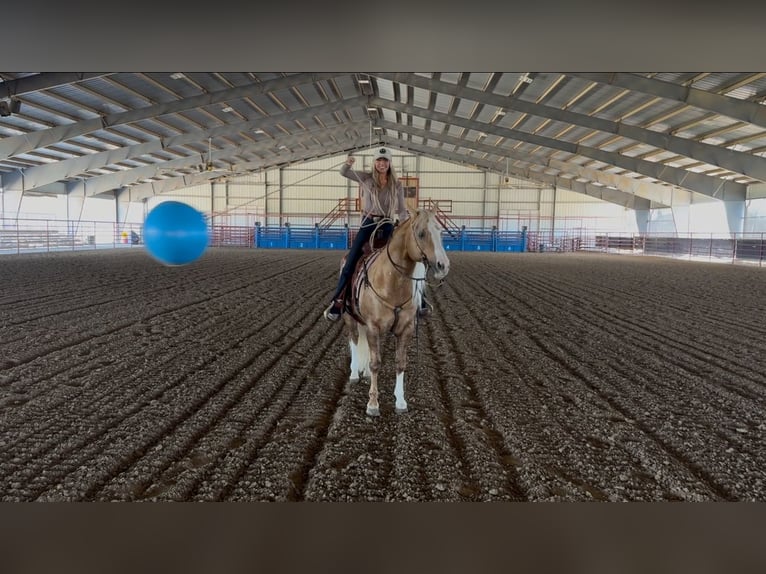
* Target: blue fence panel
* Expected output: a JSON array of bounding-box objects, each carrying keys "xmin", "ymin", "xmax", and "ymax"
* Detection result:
[
  {"xmin": 442, "ymin": 231, "xmax": 463, "ymax": 251},
  {"xmin": 254, "ymin": 224, "xmax": 289, "ymax": 248},
  {"xmin": 495, "ymin": 230, "xmax": 527, "ymax": 252},
  {"xmin": 255, "ymin": 224, "xmax": 527, "ymax": 252},
  {"xmin": 255, "ymin": 224, "xmax": 349, "ymax": 250},
  {"xmin": 287, "ymin": 226, "xmax": 317, "ymax": 249},
  {"xmin": 318, "ymin": 227, "xmax": 349, "ymax": 249}
]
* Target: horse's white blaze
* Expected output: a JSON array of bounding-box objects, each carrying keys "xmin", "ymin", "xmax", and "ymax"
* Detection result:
[
  {"xmin": 394, "ymin": 372, "xmax": 407, "ymax": 412},
  {"xmin": 427, "ymin": 217, "xmax": 450, "ymax": 279}
]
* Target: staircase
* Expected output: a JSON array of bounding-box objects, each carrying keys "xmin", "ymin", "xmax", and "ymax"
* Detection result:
[
  {"xmin": 318, "ymin": 197, "xmax": 357, "ymax": 229},
  {"xmin": 421, "ymin": 198, "xmax": 461, "ymax": 238}
]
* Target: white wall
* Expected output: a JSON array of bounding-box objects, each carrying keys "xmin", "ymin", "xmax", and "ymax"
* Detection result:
[{"xmin": 3, "ymin": 149, "xmax": 742, "ymax": 236}]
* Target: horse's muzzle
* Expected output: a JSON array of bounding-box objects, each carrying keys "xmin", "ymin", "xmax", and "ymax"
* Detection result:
[{"xmin": 433, "ymin": 259, "xmax": 449, "ymax": 279}]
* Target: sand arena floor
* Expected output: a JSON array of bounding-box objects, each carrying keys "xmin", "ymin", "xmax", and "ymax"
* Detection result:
[{"xmin": 0, "ymin": 248, "xmax": 764, "ymax": 501}]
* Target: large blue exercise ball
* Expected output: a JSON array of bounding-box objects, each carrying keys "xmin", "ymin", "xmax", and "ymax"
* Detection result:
[{"xmin": 143, "ymin": 201, "xmax": 210, "ymax": 266}]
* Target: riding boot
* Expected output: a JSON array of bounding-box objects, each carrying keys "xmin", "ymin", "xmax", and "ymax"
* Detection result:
[{"xmin": 323, "ymin": 297, "xmax": 344, "ymax": 321}]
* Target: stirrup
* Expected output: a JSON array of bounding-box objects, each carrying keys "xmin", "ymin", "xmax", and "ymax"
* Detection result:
[{"xmin": 323, "ymin": 300, "xmax": 343, "ymax": 322}]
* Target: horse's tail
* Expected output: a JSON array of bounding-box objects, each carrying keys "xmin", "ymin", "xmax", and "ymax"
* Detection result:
[{"xmin": 412, "ymin": 261, "xmax": 426, "ymax": 308}]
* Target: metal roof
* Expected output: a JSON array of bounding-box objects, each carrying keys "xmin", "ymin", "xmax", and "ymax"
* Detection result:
[{"xmin": 2, "ymin": 72, "xmax": 766, "ymax": 209}]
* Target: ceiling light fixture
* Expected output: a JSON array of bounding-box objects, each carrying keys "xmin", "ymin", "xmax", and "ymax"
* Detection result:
[
  {"xmin": 0, "ymin": 98, "xmax": 21, "ymax": 117},
  {"xmin": 170, "ymin": 73, "xmax": 185, "ymax": 80},
  {"xmin": 221, "ymin": 106, "xmax": 234, "ymax": 113}
]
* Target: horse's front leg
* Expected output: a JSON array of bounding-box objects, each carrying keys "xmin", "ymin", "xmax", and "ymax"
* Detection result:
[
  {"xmin": 394, "ymin": 327, "xmax": 414, "ymax": 413},
  {"xmin": 366, "ymin": 329, "xmax": 382, "ymax": 417}
]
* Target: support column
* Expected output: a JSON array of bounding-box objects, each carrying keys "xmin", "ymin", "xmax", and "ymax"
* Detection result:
[
  {"xmin": 724, "ymin": 200, "xmax": 745, "ymax": 235},
  {"xmin": 634, "ymin": 209, "xmax": 650, "ymax": 234}
]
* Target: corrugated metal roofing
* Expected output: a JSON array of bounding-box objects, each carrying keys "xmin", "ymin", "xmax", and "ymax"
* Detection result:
[{"xmin": 2, "ymin": 72, "xmax": 766, "ymax": 209}]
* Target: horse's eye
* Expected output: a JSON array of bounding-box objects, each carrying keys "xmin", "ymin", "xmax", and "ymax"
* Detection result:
[{"xmin": 419, "ymin": 231, "xmax": 426, "ymax": 239}]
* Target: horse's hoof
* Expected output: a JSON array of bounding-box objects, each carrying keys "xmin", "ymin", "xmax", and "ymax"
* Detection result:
[
  {"xmin": 349, "ymin": 376, "xmax": 359, "ymax": 383},
  {"xmin": 366, "ymin": 406, "xmax": 380, "ymax": 417},
  {"xmin": 395, "ymin": 406, "xmax": 408, "ymax": 414}
]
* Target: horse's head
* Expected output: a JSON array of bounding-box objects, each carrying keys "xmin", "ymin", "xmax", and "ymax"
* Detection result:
[{"xmin": 405, "ymin": 209, "xmax": 450, "ymax": 280}]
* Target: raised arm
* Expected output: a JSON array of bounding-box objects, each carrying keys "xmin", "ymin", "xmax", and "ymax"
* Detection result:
[{"xmin": 339, "ymin": 156, "xmax": 370, "ymax": 184}]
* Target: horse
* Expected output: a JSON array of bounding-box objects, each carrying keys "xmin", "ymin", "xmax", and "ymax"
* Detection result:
[{"xmin": 341, "ymin": 208, "xmax": 450, "ymax": 416}]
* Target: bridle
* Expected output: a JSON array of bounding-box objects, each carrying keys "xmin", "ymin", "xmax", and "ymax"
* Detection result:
[{"xmin": 385, "ymin": 213, "xmax": 435, "ymax": 281}]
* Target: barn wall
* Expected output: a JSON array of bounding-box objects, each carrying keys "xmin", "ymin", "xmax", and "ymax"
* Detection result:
[{"xmin": 4, "ymin": 149, "xmax": 739, "ymax": 237}]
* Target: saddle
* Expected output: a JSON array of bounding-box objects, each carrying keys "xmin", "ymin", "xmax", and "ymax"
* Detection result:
[{"xmin": 341, "ymin": 232, "xmax": 389, "ymax": 323}]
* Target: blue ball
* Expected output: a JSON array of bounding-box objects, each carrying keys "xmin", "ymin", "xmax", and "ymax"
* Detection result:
[{"xmin": 143, "ymin": 201, "xmax": 210, "ymax": 266}]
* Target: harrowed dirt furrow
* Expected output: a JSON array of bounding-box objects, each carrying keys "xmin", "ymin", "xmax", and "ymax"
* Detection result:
[
  {"xmin": 101, "ymin": 300, "xmax": 340, "ymax": 502},
  {"xmin": 471, "ymin": 255, "xmax": 766, "ymax": 379},
  {"xmin": 489, "ymin": 257, "xmax": 766, "ymax": 407},
  {"xmin": 29, "ymin": 275, "xmax": 332, "ymax": 502},
  {"xmin": 436, "ymin": 274, "xmax": 639, "ymax": 500},
  {"xmin": 289, "ymin": 333, "xmax": 428, "ymax": 502},
  {"xmin": 510, "ymin": 307, "xmax": 766, "ymax": 500},
  {"xmin": 0, "ymin": 251, "xmax": 310, "ymax": 362},
  {"xmin": 4, "ymin": 249, "xmax": 766, "ymax": 502},
  {"xmin": 447, "ymin": 261, "xmax": 725, "ymax": 501},
  {"xmin": 204, "ymin": 321, "xmax": 355, "ymax": 502},
  {"xmin": 4, "ymin": 302, "xmax": 318, "ymax": 501},
  {"xmin": 518, "ymin": 269, "xmax": 766, "ymax": 398},
  {"xmin": 423, "ymin": 304, "xmax": 527, "ymax": 501},
  {"xmin": 452, "ymin": 257, "xmax": 757, "ymax": 500},
  {"xmin": 528, "ymin": 257, "xmax": 766, "ymax": 339},
  {"xmin": 0, "ymin": 250, "xmax": 322, "ymax": 393},
  {"xmin": 0, "ymin": 256, "xmax": 318, "ymax": 444},
  {"xmin": 0, "ymin": 282, "xmax": 307, "ymax": 478},
  {"xmin": 300, "ymin": 324, "xmax": 469, "ymax": 502},
  {"xmin": 143, "ymin": 288, "xmax": 339, "ymax": 502},
  {"xmin": 517, "ymin": 270, "xmax": 766, "ymax": 408},
  {"xmin": 296, "ymin": 363, "xmax": 404, "ymax": 502},
  {"xmin": 0, "ymin": 255, "xmax": 335, "ymax": 501}
]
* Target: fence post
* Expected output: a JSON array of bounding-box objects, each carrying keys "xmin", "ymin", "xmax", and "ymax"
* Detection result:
[
  {"xmin": 283, "ymin": 222, "xmax": 290, "ymax": 249},
  {"xmin": 491, "ymin": 225, "xmax": 497, "ymax": 252},
  {"xmin": 460, "ymin": 225, "xmax": 466, "ymax": 251},
  {"xmin": 314, "ymin": 223, "xmax": 320, "ymax": 249},
  {"xmin": 521, "ymin": 225, "xmax": 528, "ymax": 252},
  {"xmin": 344, "ymin": 223, "xmax": 349, "ymax": 249},
  {"xmin": 254, "ymin": 222, "xmax": 261, "ymax": 248}
]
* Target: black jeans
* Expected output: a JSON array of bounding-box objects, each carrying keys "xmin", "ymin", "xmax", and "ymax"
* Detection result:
[{"xmin": 331, "ymin": 216, "xmax": 393, "ymax": 301}]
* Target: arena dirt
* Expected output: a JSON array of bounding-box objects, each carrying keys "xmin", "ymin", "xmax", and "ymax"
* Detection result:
[{"xmin": 0, "ymin": 248, "xmax": 764, "ymax": 501}]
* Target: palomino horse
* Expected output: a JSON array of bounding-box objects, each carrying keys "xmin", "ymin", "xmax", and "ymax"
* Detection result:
[{"xmin": 342, "ymin": 208, "xmax": 450, "ymax": 416}]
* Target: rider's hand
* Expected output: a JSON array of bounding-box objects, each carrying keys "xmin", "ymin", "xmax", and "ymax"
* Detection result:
[{"xmin": 346, "ymin": 156, "xmax": 355, "ymax": 166}]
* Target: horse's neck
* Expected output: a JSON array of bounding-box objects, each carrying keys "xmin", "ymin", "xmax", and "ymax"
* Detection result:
[{"xmin": 382, "ymin": 225, "xmax": 416, "ymax": 276}]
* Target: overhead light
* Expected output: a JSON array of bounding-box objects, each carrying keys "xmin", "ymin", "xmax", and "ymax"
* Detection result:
[
  {"xmin": 366, "ymin": 107, "xmax": 377, "ymax": 112},
  {"xmin": 0, "ymin": 98, "xmax": 20, "ymax": 117},
  {"xmin": 519, "ymin": 73, "xmax": 533, "ymax": 84},
  {"xmin": 478, "ymin": 132, "xmax": 487, "ymax": 138},
  {"xmin": 254, "ymin": 129, "xmax": 265, "ymax": 134},
  {"xmin": 496, "ymin": 109, "xmax": 506, "ymax": 116},
  {"xmin": 278, "ymin": 145, "xmax": 287, "ymax": 150},
  {"xmin": 170, "ymin": 72, "xmax": 185, "ymax": 80},
  {"xmin": 221, "ymin": 106, "xmax": 234, "ymax": 113},
  {"xmin": 373, "ymin": 126, "xmax": 382, "ymax": 131},
  {"xmin": 358, "ymin": 79, "xmax": 370, "ymax": 84}
]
